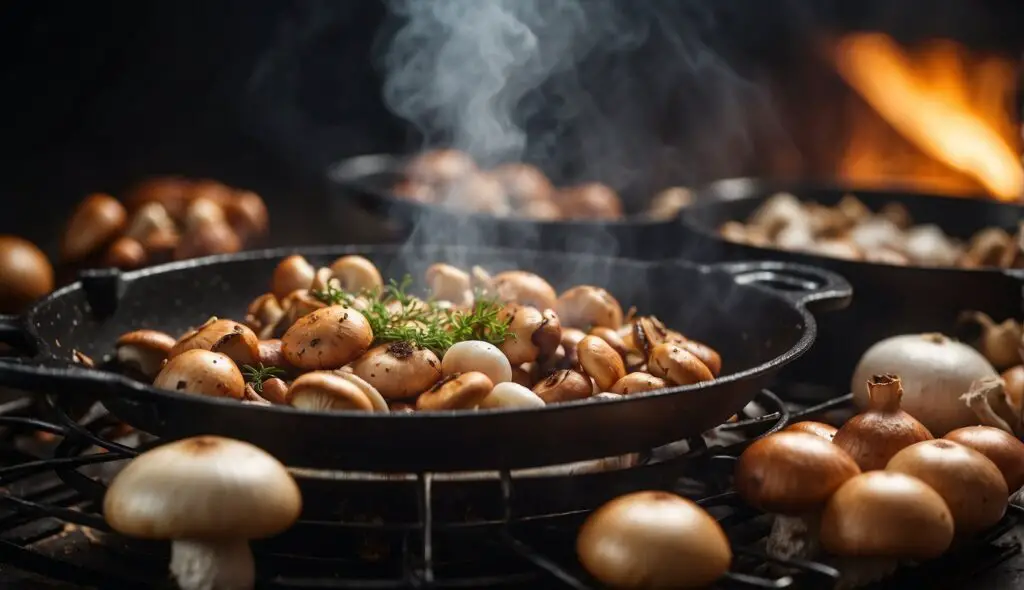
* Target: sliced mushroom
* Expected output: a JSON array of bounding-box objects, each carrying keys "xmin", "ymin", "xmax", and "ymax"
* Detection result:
[
  {"xmin": 555, "ymin": 286, "xmax": 623, "ymax": 329},
  {"xmin": 169, "ymin": 318, "xmax": 260, "ymax": 367},
  {"xmin": 609, "ymin": 372, "xmax": 668, "ymax": 395},
  {"xmin": 272, "ymin": 255, "xmax": 316, "ymax": 300},
  {"xmin": 648, "ymin": 343, "xmax": 714, "ymax": 386},
  {"xmin": 153, "ymin": 349, "xmax": 245, "ymax": 399},
  {"xmin": 280, "ymin": 305, "xmax": 373, "ymax": 370},
  {"xmin": 330, "ymin": 255, "xmax": 383, "ymax": 294},
  {"xmin": 490, "ymin": 271, "xmax": 558, "ymax": 310},
  {"xmin": 116, "ymin": 330, "xmax": 177, "ymax": 379},
  {"xmin": 532, "ymin": 369, "xmax": 592, "ymax": 404},
  {"xmin": 349, "ymin": 341, "xmax": 443, "ymax": 399},
  {"xmin": 416, "ymin": 372, "xmax": 493, "ymax": 411},
  {"xmin": 61, "ymin": 193, "xmax": 128, "ymax": 263},
  {"xmin": 332, "ymin": 371, "xmax": 389, "ymax": 412},
  {"xmin": 425, "ymin": 263, "xmax": 473, "ymax": 307},
  {"xmin": 285, "ymin": 371, "xmax": 374, "ymax": 412}
]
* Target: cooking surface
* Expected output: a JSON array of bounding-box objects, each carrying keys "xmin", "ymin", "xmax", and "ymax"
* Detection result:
[{"xmin": 0, "ymin": 387, "xmax": 1021, "ymax": 589}]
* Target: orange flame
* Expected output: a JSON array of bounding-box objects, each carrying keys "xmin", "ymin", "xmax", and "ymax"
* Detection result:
[{"xmin": 833, "ymin": 33, "xmax": 1022, "ymax": 201}]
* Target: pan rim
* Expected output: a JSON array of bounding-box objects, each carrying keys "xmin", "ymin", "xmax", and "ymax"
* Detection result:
[
  {"xmin": 22, "ymin": 244, "xmax": 819, "ymax": 421},
  {"xmin": 681, "ymin": 176, "xmax": 1024, "ymax": 274}
]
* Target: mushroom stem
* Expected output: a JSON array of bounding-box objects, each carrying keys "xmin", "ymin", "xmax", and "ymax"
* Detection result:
[
  {"xmin": 765, "ymin": 513, "xmax": 822, "ymax": 561},
  {"xmin": 170, "ymin": 538, "xmax": 255, "ymax": 590}
]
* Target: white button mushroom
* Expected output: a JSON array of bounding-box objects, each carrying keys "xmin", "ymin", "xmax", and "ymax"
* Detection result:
[
  {"xmin": 479, "ymin": 382, "xmax": 546, "ymax": 409},
  {"xmin": 441, "ymin": 340, "xmax": 512, "ymax": 385},
  {"xmin": 115, "ymin": 329, "xmax": 176, "ymax": 380},
  {"xmin": 329, "ymin": 255, "xmax": 383, "ymax": 294},
  {"xmin": 103, "ymin": 436, "xmax": 302, "ymax": 590},
  {"xmin": 284, "ymin": 371, "xmax": 375, "ymax": 412},
  {"xmin": 555, "ymin": 286, "xmax": 623, "ymax": 329},
  {"xmin": 153, "ymin": 349, "xmax": 246, "ymax": 399},
  {"xmin": 349, "ymin": 342, "xmax": 443, "ymax": 399},
  {"xmin": 280, "ymin": 305, "xmax": 373, "ymax": 370}
]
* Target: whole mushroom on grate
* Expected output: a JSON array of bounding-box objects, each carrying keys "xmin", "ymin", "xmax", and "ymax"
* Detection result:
[{"xmin": 103, "ymin": 436, "xmax": 302, "ymax": 590}]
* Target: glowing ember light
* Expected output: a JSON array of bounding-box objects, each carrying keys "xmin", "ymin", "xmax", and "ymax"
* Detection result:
[{"xmin": 833, "ymin": 33, "xmax": 1023, "ymax": 201}]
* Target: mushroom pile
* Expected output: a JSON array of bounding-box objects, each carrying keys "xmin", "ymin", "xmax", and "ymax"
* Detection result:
[
  {"xmin": 61, "ymin": 177, "xmax": 269, "ymax": 271},
  {"xmin": 394, "ymin": 148, "xmax": 693, "ymax": 221},
  {"xmin": 734, "ymin": 373, "xmax": 1024, "ymax": 588},
  {"xmin": 720, "ymin": 192, "xmax": 1024, "ymax": 267},
  {"xmin": 110, "ymin": 254, "xmax": 721, "ymax": 413}
]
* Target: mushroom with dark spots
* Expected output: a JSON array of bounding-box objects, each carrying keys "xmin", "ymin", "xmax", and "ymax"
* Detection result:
[
  {"xmin": 349, "ymin": 341, "xmax": 443, "ymax": 399},
  {"xmin": 281, "ymin": 306, "xmax": 373, "ymax": 370}
]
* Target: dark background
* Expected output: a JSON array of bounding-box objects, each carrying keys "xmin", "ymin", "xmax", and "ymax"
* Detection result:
[{"xmin": 0, "ymin": 1, "xmax": 1020, "ymax": 253}]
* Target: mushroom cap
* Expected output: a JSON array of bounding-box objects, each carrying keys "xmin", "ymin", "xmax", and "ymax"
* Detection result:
[
  {"xmin": 490, "ymin": 271, "xmax": 558, "ymax": 310},
  {"xmin": 479, "ymin": 382, "xmax": 546, "ymax": 409},
  {"xmin": 490, "ymin": 163, "xmax": 555, "ymax": 203},
  {"xmin": 944, "ymin": 426, "xmax": 1024, "ymax": 491},
  {"xmin": 886, "ymin": 439, "xmax": 1008, "ymax": 535},
  {"xmin": 532, "ymin": 369, "xmax": 592, "ymax": 404},
  {"xmin": 735, "ymin": 432, "xmax": 860, "ymax": 515},
  {"xmin": 441, "ymin": 340, "xmax": 512, "ymax": 385},
  {"xmin": 61, "ymin": 193, "xmax": 128, "ymax": 262},
  {"xmin": 104, "ymin": 436, "xmax": 301, "ymax": 540},
  {"xmin": 555, "ymin": 285, "xmax": 623, "ymax": 330},
  {"xmin": 556, "ymin": 183, "xmax": 623, "ymax": 220},
  {"xmin": 115, "ymin": 329, "xmax": 177, "ymax": 378},
  {"xmin": 285, "ymin": 371, "xmax": 375, "ymax": 412},
  {"xmin": 820, "ymin": 471, "xmax": 954, "ymax": 559},
  {"xmin": 272, "ymin": 255, "xmax": 316, "ymax": 300},
  {"xmin": 329, "ymin": 255, "xmax": 383, "ymax": 294},
  {"xmin": 0, "ymin": 236, "xmax": 54, "ymax": 313},
  {"xmin": 576, "ymin": 491, "xmax": 732, "ymax": 589},
  {"xmin": 153, "ymin": 349, "xmax": 245, "ymax": 399},
  {"xmin": 416, "ymin": 371, "xmax": 494, "ymax": 411},
  {"xmin": 281, "ymin": 305, "xmax": 373, "ymax": 370},
  {"xmin": 351, "ymin": 342, "xmax": 443, "ymax": 399},
  {"xmin": 609, "ymin": 372, "xmax": 668, "ymax": 395},
  {"xmin": 577, "ymin": 335, "xmax": 626, "ymax": 392},
  {"xmin": 648, "ymin": 342, "xmax": 714, "ymax": 386},
  {"xmin": 170, "ymin": 318, "xmax": 260, "ymax": 367},
  {"xmin": 783, "ymin": 421, "xmax": 838, "ymax": 441}
]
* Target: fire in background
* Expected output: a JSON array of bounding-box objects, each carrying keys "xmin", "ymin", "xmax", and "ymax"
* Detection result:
[{"xmin": 831, "ymin": 33, "xmax": 1023, "ymax": 201}]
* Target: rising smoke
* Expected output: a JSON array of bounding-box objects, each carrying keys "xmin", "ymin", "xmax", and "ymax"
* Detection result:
[{"xmin": 376, "ymin": 0, "xmax": 789, "ymax": 197}]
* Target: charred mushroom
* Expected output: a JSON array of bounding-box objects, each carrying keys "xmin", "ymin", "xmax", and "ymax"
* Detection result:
[
  {"xmin": 281, "ymin": 305, "xmax": 373, "ymax": 370},
  {"xmin": 170, "ymin": 318, "xmax": 260, "ymax": 367},
  {"xmin": 499, "ymin": 305, "xmax": 560, "ymax": 365},
  {"xmin": 648, "ymin": 343, "xmax": 714, "ymax": 386},
  {"xmin": 103, "ymin": 436, "xmax": 301, "ymax": 590},
  {"xmin": 350, "ymin": 342, "xmax": 443, "ymax": 399},
  {"xmin": 416, "ymin": 372, "xmax": 494, "ymax": 411},
  {"xmin": 116, "ymin": 330, "xmax": 176, "ymax": 379},
  {"xmin": 153, "ymin": 349, "xmax": 245, "ymax": 399},
  {"xmin": 532, "ymin": 369, "xmax": 592, "ymax": 404}
]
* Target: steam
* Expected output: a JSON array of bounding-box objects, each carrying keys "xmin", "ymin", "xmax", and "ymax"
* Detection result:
[{"xmin": 377, "ymin": 0, "xmax": 784, "ymax": 194}]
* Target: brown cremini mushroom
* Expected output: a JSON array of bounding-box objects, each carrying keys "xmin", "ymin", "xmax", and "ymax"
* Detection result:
[
  {"xmin": 609, "ymin": 372, "xmax": 668, "ymax": 395},
  {"xmin": 116, "ymin": 329, "xmax": 176, "ymax": 379},
  {"xmin": 576, "ymin": 491, "xmax": 731, "ymax": 589},
  {"xmin": 0, "ymin": 236, "xmax": 54, "ymax": 313},
  {"xmin": 499, "ymin": 305, "xmax": 555, "ymax": 365},
  {"xmin": 174, "ymin": 219, "xmax": 241, "ymax": 260},
  {"xmin": 576, "ymin": 335, "xmax": 626, "ymax": 391},
  {"xmin": 125, "ymin": 201, "xmax": 176, "ymax": 244},
  {"xmin": 648, "ymin": 343, "xmax": 714, "ymax": 386},
  {"xmin": 349, "ymin": 341, "xmax": 443, "ymax": 399},
  {"xmin": 490, "ymin": 271, "xmax": 558, "ymax": 310},
  {"xmin": 556, "ymin": 183, "xmax": 623, "ymax": 220},
  {"xmin": 272, "ymin": 255, "xmax": 316, "ymax": 300},
  {"xmin": 532, "ymin": 369, "xmax": 592, "ymax": 404},
  {"xmin": 330, "ymin": 255, "xmax": 383, "ymax": 294},
  {"xmin": 153, "ymin": 349, "xmax": 245, "ymax": 399},
  {"xmin": 61, "ymin": 193, "xmax": 128, "ymax": 263},
  {"xmin": 103, "ymin": 237, "xmax": 147, "ymax": 269},
  {"xmin": 280, "ymin": 305, "xmax": 373, "ymax": 370},
  {"xmin": 425, "ymin": 263, "xmax": 473, "ymax": 306},
  {"xmin": 331, "ymin": 370, "xmax": 389, "ymax": 412},
  {"xmin": 416, "ymin": 371, "xmax": 493, "ymax": 411},
  {"xmin": 170, "ymin": 318, "xmax": 260, "ymax": 367},
  {"xmin": 224, "ymin": 191, "xmax": 269, "ymax": 239}
]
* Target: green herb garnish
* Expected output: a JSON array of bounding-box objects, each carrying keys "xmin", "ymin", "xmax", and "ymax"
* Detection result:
[
  {"xmin": 241, "ymin": 363, "xmax": 285, "ymax": 393},
  {"xmin": 313, "ymin": 274, "xmax": 513, "ymax": 356}
]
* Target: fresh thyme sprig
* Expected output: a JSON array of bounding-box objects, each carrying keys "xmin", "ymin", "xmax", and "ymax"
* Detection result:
[
  {"xmin": 241, "ymin": 363, "xmax": 285, "ymax": 393},
  {"xmin": 312, "ymin": 274, "xmax": 512, "ymax": 356}
]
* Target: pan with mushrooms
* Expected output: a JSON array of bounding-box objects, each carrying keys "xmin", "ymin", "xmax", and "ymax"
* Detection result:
[
  {"xmin": 0, "ymin": 245, "xmax": 849, "ymax": 472},
  {"xmin": 681, "ymin": 180, "xmax": 1024, "ymax": 391},
  {"xmin": 328, "ymin": 152, "xmax": 695, "ymax": 259}
]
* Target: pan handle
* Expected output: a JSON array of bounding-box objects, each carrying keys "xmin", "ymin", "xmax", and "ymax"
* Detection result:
[
  {"xmin": 712, "ymin": 261, "xmax": 853, "ymax": 313},
  {"xmin": 0, "ymin": 355, "xmax": 148, "ymax": 400},
  {"xmin": 0, "ymin": 314, "xmax": 40, "ymax": 357}
]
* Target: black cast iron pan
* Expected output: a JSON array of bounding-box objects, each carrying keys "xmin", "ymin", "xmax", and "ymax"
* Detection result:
[
  {"xmin": 0, "ymin": 245, "xmax": 850, "ymax": 472},
  {"xmin": 679, "ymin": 178, "xmax": 1024, "ymax": 390},
  {"xmin": 327, "ymin": 154, "xmax": 683, "ymax": 259}
]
